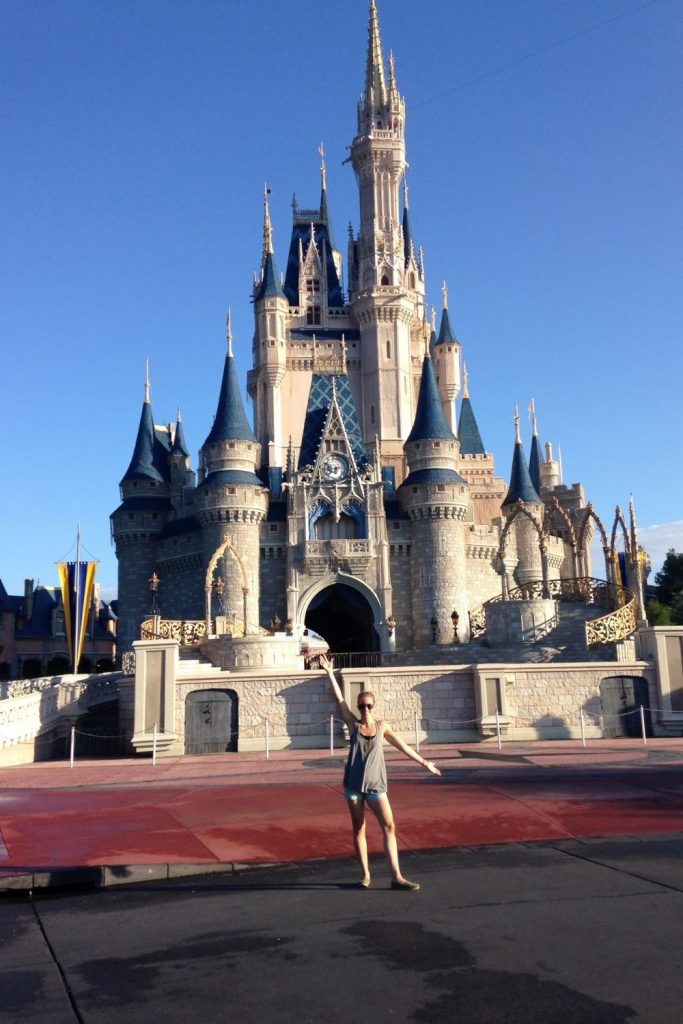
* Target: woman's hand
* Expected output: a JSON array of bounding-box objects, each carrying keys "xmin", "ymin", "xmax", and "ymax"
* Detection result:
[
  {"xmin": 422, "ymin": 759, "xmax": 441, "ymax": 776},
  {"xmin": 319, "ymin": 653, "xmax": 334, "ymax": 673}
]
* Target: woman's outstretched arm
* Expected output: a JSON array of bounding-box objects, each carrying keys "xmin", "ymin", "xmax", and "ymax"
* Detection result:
[
  {"xmin": 383, "ymin": 726, "xmax": 441, "ymax": 775},
  {"xmin": 319, "ymin": 654, "xmax": 357, "ymax": 731}
]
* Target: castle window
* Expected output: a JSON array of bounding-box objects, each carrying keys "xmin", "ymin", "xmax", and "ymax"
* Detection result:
[
  {"xmin": 307, "ymin": 306, "xmax": 321, "ymax": 325},
  {"xmin": 381, "ymin": 274, "xmax": 389, "ymax": 286},
  {"xmin": 386, "ymin": 340, "xmax": 391, "ymax": 359},
  {"xmin": 370, "ymin": 405, "xmax": 375, "ymax": 424}
]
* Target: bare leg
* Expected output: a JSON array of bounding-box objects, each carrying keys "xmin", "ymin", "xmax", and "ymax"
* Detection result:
[
  {"xmin": 367, "ymin": 795, "xmax": 408, "ymax": 882},
  {"xmin": 347, "ymin": 798, "xmax": 371, "ymax": 885}
]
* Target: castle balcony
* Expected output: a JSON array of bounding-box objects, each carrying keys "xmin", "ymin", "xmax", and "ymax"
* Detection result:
[{"xmin": 299, "ymin": 539, "xmax": 373, "ymax": 577}]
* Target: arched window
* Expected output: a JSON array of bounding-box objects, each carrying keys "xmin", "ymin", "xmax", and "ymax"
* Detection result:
[{"xmin": 386, "ymin": 339, "xmax": 391, "ymax": 359}]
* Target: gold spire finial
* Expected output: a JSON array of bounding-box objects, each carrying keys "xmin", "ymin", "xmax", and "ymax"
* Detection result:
[
  {"xmin": 463, "ymin": 362, "xmax": 470, "ymax": 400},
  {"xmin": 514, "ymin": 405, "xmax": 521, "ymax": 444},
  {"xmin": 431, "ymin": 305, "xmax": 436, "ymax": 332},
  {"xmin": 226, "ymin": 308, "xmax": 233, "ymax": 357},
  {"xmin": 144, "ymin": 357, "xmax": 150, "ymax": 403},
  {"xmin": 442, "ymin": 280, "xmax": 448, "ymax": 309}
]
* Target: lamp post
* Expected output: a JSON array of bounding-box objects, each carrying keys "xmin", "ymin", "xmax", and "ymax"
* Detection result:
[
  {"xmin": 451, "ymin": 609, "xmax": 459, "ymax": 644},
  {"xmin": 149, "ymin": 572, "xmax": 160, "ymax": 616}
]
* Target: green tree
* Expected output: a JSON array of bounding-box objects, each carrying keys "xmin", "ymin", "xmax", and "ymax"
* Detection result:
[
  {"xmin": 646, "ymin": 598, "xmax": 672, "ymax": 625},
  {"xmin": 654, "ymin": 550, "xmax": 683, "ymax": 625}
]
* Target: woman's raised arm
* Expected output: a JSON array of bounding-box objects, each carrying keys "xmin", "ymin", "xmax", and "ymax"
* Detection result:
[{"xmin": 319, "ymin": 654, "xmax": 357, "ymax": 731}]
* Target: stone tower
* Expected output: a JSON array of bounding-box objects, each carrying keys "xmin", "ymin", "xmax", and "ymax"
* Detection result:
[
  {"xmin": 194, "ymin": 317, "xmax": 269, "ymax": 633},
  {"xmin": 398, "ymin": 352, "xmax": 471, "ymax": 646},
  {"xmin": 111, "ymin": 368, "xmax": 171, "ymax": 653}
]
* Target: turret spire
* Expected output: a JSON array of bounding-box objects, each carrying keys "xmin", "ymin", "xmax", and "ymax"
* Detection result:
[
  {"xmin": 318, "ymin": 141, "xmax": 327, "ymax": 193},
  {"xmin": 457, "ymin": 368, "xmax": 486, "ymax": 456},
  {"xmin": 255, "ymin": 186, "xmax": 286, "ymax": 302},
  {"xmin": 364, "ymin": 1, "xmax": 387, "ymax": 113},
  {"xmin": 528, "ymin": 398, "xmax": 543, "ymax": 495},
  {"xmin": 503, "ymin": 407, "xmax": 541, "ymax": 507},
  {"xmin": 262, "ymin": 183, "xmax": 273, "ymax": 258}
]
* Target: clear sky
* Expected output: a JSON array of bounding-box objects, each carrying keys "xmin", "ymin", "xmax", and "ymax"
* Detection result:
[{"xmin": 2, "ymin": 0, "xmax": 681, "ymax": 601}]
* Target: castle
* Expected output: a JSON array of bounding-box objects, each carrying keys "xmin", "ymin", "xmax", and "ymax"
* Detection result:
[{"xmin": 111, "ymin": 2, "xmax": 643, "ymax": 666}]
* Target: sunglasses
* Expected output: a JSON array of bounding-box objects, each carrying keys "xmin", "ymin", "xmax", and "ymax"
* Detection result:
[{"xmin": 357, "ymin": 702, "xmax": 374, "ymax": 710}]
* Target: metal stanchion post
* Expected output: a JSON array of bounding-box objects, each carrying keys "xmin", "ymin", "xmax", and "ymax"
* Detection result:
[
  {"xmin": 495, "ymin": 708, "xmax": 502, "ymax": 750},
  {"xmin": 265, "ymin": 719, "xmax": 270, "ymax": 760},
  {"xmin": 330, "ymin": 714, "xmax": 334, "ymax": 756},
  {"xmin": 580, "ymin": 708, "xmax": 586, "ymax": 748},
  {"xmin": 152, "ymin": 722, "xmax": 157, "ymax": 766},
  {"xmin": 415, "ymin": 711, "xmax": 420, "ymax": 753},
  {"xmin": 70, "ymin": 725, "xmax": 75, "ymax": 768},
  {"xmin": 640, "ymin": 705, "xmax": 647, "ymax": 746}
]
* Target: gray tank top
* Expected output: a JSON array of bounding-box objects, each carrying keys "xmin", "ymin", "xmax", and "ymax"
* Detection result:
[{"xmin": 344, "ymin": 723, "xmax": 387, "ymax": 794}]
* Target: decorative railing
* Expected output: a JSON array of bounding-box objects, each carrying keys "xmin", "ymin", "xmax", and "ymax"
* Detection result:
[
  {"xmin": 139, "ymin": 619, "xmax": 270, "ymax": 645},
  {"xmin": 586, "ymin": 601, "xmax": 638, "ymax": 647},
  {"xmin": 468, "ymin": 577, "xmax": 637, "ymax": 646},
  {"xmin": 141, "ymin": 619, "xmax": 207, "ymax": 645}
]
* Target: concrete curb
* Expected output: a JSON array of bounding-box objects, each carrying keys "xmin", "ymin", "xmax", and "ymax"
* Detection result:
[{"xmin": 4, "ymin": 832, "xmax": 683, "ymax": 895}]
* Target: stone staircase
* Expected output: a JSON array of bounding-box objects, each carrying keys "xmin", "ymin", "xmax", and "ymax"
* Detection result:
[
  {"xmin": 176, "ymin": 648, "xmax": 228, "ymax": 679},
  {"xmin": 385, "ymin": 603, "xmax": 619, "ymax": 667}
]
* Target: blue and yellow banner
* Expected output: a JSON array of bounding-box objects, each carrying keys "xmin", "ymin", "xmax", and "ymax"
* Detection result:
[{"xmin": 58, "ymin": 561, "xmax": 97, "ymax": 671}]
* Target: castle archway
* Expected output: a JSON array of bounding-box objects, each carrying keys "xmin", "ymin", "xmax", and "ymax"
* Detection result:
[{"xmin": 298, "ymin": 576, "xmax": 381, "ymax": 653}]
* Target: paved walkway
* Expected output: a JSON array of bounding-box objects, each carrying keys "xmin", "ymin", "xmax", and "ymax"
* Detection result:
[{"xmin": 2, "ymin": 738, "xmax": 683, "ymax": 892}]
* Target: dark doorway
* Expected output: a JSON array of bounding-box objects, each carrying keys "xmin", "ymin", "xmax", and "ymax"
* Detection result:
[
  {"xmin": 305, "ymin": 584, "xmax": 377, "ymax": 653},
  {"xmin": 600, "ymin": 676, "xmax": 653, "ymax": 738},
  {"xmin": 185, "ymin": 689, "xmax": 238, "ymax": 755}
]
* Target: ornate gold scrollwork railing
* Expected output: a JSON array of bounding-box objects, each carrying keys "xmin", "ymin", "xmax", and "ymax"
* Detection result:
[
  {"xmin": 468, "ymin": 577, "xmax": 637, "ymax": 645},
  {"xmin": 140, "ymin": 618, "xmax": 271, "ymax": 644},
  {"xmin": 140, "ymin": 619, "xmax": 207, "ymax": 646},
  {"xmin": 585, "ymin": 599, "xmax": 637, "ymax": 647}
]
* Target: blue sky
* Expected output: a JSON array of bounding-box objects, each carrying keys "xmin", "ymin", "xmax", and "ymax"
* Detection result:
[{"xmin": 2, "ymin": 0, "xmax": 681, "ymax": 600}]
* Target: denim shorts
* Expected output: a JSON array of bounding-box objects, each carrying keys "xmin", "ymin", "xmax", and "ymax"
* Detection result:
[{"xmin": 344, "ymin": 788, "xmax": 387, "ymax": 802}]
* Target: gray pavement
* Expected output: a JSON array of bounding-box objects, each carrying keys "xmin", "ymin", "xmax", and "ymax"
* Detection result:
[{"xmin": 4, "ymin": 835, "xmax": 683, "ymax": 1023}]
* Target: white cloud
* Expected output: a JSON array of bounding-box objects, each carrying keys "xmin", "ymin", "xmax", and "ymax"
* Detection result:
[{"xmin": 638, "ymin": 521, "xmax": 683, "ymax": 576}]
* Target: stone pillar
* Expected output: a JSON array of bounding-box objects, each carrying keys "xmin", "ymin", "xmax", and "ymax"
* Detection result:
[{"xmin": 131, "ymin": 639, "xmax": 182, "ymax": 756}]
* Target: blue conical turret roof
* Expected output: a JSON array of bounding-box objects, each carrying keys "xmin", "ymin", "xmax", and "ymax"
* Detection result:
[
  {"xmin": 407, "ymin": 355, "xmax": 456, "ymax": 443},
  {"xmin": 529, "ymin": 433, "xmax": 543, "ymax": 495},
  {"xmin": 255, "ymin": 187, "xmax": 286, "ymax": 302},
  {"xmin": 203, "ymin": 353, "xmax": 256, "ymax": 447},
  {"xmin": 255, "ymin": 250, "xmax": 286, "ymax": 302},
  {"xmin": 120, "ymin": 395, "xmax": 168, "ymax": 485},
  {"xmin": 503, "ymin": 439, "xmax": 542, "ymax": 507},
  {"xmin": 435, "ymin": 306, "xmax": 457, "ymax": 346},
  {"xmin": 458, "ymin": 397, "xmax": 486, "ymax": 456},
  {"xmin": 171, "ymin": 411, "xmax": 190, "ymax": 458}
]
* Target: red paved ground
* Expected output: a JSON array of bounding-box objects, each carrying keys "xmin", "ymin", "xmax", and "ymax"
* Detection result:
[{"xmin": 2, "ymin": 739, "xmax": 683, "ymax": 879}]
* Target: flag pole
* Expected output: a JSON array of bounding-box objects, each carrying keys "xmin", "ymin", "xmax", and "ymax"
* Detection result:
[{"xmin": 73, "ymin": 523, "xmax": 81, "ymax": 674}]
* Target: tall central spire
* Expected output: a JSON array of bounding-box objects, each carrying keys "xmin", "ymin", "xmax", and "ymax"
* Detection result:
[{"xmin": 364, "ymin": 1, "xmax": 387, "ymax": 113}]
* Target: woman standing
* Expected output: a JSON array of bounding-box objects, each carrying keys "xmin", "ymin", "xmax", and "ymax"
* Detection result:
[{"xmin": 319, "ymin": 654, "xmax": 441, "ymax": 890}]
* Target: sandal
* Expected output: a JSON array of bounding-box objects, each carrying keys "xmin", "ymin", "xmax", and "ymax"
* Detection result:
[{"xmin": 391, "ymin": 878, "xmax": 420, "ymax": 891}]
